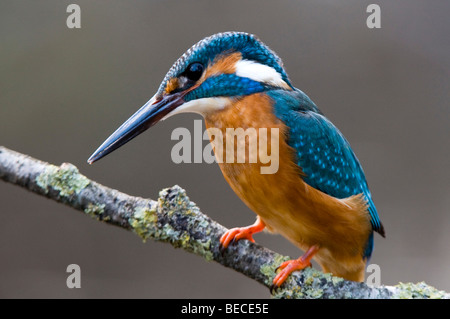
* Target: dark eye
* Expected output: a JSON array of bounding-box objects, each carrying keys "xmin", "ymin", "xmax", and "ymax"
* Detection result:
[{"xmin": 184, "ymin": 62, "xmax": 204, "ymax": 82}]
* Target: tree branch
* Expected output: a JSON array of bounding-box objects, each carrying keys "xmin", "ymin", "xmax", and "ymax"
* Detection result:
[{"xmin": 0, "ymin": 146, "xmax": 448, "ymax": 299}]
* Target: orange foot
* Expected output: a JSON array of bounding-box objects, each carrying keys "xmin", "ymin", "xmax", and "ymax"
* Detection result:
[
  {"xmin": 271, "ymin": 245, "xmax": 320, "ymax": 292},
  {"xmin": 219, "ymin": 217, "xmax": 265, "ymax": 254}
]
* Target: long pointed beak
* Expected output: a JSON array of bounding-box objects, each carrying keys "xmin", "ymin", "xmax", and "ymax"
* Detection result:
[{"xmin": 87, "ymin": 91, "xmax": 186, "ymax": 164}]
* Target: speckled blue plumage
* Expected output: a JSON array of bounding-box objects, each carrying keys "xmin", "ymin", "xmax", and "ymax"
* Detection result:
[{"xmin": 268, "ymin": 89, "xmax": 384, "ymax": 257}]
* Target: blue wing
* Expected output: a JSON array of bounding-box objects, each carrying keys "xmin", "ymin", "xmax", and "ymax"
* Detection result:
[{"xmin": 269, "ymin": 89, "xmax": 384, "ymax": 236}]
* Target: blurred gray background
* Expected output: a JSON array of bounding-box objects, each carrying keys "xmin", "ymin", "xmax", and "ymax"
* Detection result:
[{"xmin": 0, "ymin": 0, "xmax": 449, "ymax": 298}]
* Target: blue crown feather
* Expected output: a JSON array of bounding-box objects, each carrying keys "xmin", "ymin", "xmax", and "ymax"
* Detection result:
[{"xmin": 157, "ymin": 32, "xmax": 293, "ymax": 96}]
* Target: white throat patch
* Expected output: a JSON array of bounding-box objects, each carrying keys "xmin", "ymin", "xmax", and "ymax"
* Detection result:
[{"xmin": 162, "ymin": 97, "xmax": 231, "ymax": 120}]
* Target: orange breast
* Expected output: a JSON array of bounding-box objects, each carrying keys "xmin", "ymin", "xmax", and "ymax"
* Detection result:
[{"xmin": 204, "ymin": 93, "xmax": 372, "ymax": 280}]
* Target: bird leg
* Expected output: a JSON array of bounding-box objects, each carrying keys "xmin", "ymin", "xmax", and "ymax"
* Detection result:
[
  {"xmin": 271, "ymin": 244, "xmax": 320, "ymax": 291},
  {"xmin": 219, "ymin": 217, "xmax": 265, "ymax": 252}
]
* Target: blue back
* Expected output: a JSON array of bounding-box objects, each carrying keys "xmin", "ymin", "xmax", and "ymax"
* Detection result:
[{"xmin": 268, "ymin": 89, "xmax": 384, "ymax": 251}]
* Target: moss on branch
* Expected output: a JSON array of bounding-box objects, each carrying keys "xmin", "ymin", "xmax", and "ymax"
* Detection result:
[{"xmin": 0, "ymin": 146, "xmax": 448, "ymax": 299}]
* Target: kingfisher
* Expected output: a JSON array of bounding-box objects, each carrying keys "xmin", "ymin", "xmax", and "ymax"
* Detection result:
[{"xmin": 88, "ymin": 32, "xmax": 385, "ymax": 289}]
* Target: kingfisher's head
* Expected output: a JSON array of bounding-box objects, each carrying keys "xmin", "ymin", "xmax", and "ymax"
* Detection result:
[{"xmin": 88, "ymin": 32, "xmax": 293, "ymax": 164}]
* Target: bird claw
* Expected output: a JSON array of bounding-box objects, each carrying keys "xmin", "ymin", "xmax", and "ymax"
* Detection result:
[
  {"xmin": 270, "ymin": 257, "xmax": 315, "ymax": 292},
  {"xmin": 219, "ymin": 219, "xmax": 265, "ymax": 256},
  {"xmin": 219, "ymin": 237, "xmax": 237, "ymax": 256},
  {"xmin": 219, "ymin": 227, "xmax": 256, "ymax": 255},
  {"xmin": 219, "ymin": 243, "xmax": 226, "ymax": 256},
  {"xmin": 269, "ymin": 283, "xmax": 279, "ymax": 295}
]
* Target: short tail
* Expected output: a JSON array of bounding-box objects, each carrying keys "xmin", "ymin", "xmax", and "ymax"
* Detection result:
[
  {"xmin": 368, "ymin": 200, "xmax": 386, "ymax": 237},
  {"xmin": 363, "ymin": 231, "xmax": 374, "ymax": 261}
]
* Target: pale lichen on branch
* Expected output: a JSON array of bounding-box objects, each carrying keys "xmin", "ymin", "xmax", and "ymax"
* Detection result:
[{"xmin": 0, "ymin": 146, "xmax": 448, "ymax": 299}]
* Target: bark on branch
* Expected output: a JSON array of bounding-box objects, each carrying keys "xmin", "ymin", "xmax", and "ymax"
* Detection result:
[{"xmin": 0, "ymin": 146, "xmax": 448, "ymax": 299}]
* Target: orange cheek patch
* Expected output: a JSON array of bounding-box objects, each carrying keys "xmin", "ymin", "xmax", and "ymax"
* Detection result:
[
  {"xmin": 165, "ymin": 78, "xmax": 179, "ymax": 94},
  {"xmin": 204, "ymin": 52, "xmax": 242, "ymax": 79}
]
